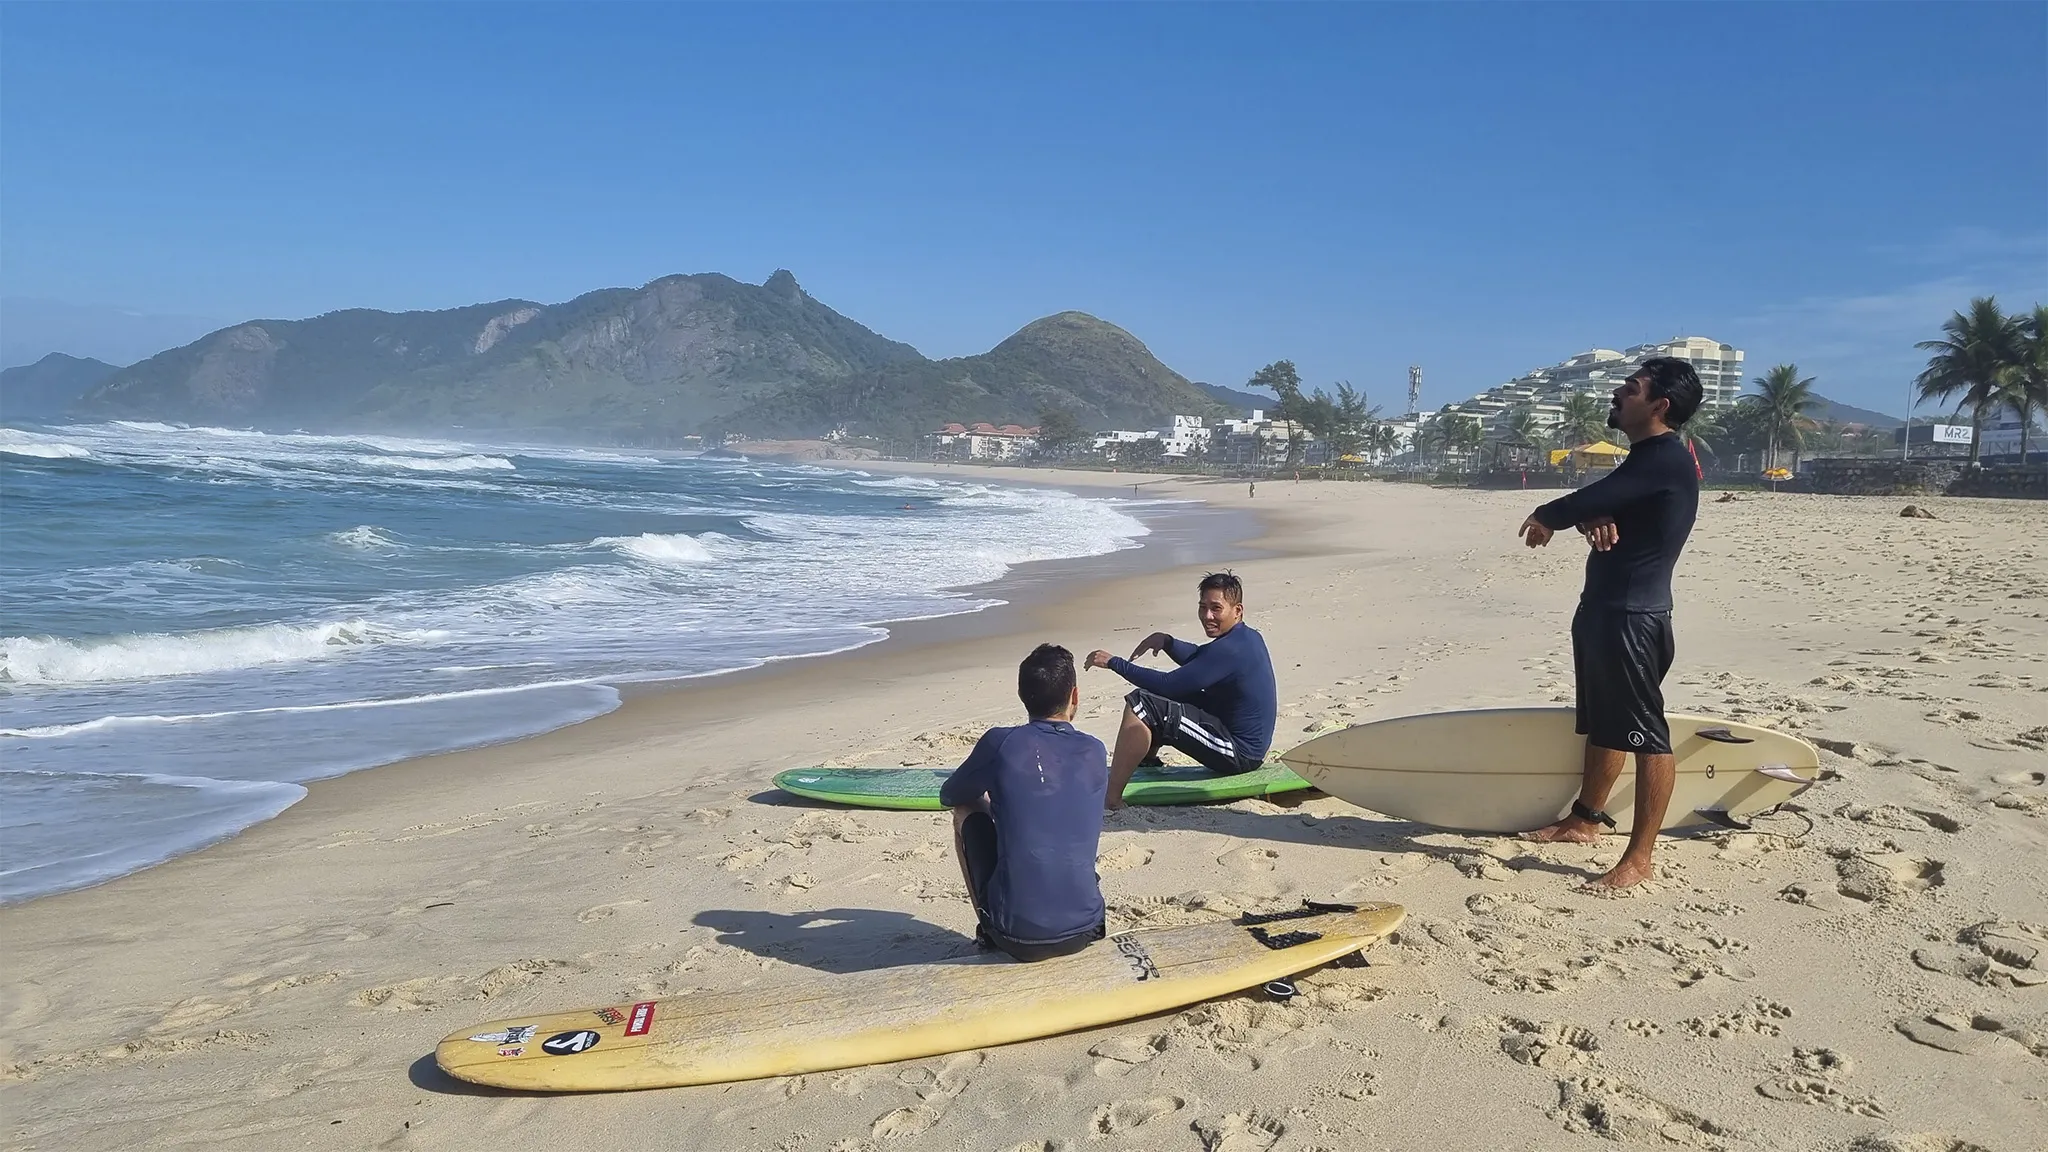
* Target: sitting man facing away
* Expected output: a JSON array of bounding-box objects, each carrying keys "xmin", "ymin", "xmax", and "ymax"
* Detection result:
[
  {"xmin": 1084, "ymin": 571, "xmax": 1278, "ymax": 809},
  {"xmin": 939, "ymin": 643, "xmax": 1109, "ymax": 961}
]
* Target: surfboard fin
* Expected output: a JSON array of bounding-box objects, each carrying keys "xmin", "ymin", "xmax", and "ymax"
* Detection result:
[
  {"xmin": 1694, "ymin": 807, "xmax": 1752, "ymax": 831},
  {"xmin": 1754, "ymin": 765, "xmax": 1813, "ymax": 786},
  {"xmin": 1696, "ymin": 727, "xmax": 1755, "ymax": 744}
]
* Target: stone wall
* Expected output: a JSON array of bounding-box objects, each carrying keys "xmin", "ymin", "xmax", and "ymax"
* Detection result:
[
  {"xmin": 1948, "ymin": 464, "xmax": 2048, "ymax": 499},
  {"xmin": 1804, "ymin": 457, "xmax": 2047, "ymax": 499}
]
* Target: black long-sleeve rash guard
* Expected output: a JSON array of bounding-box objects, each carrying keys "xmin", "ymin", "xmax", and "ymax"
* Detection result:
[{"xmin": 1533, "ymin": 432, "xmax": 1700, "ymax": 613}]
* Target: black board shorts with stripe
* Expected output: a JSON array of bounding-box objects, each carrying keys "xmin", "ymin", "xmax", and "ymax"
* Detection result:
[
  {"xmin": 1125, "ymin": 688, "xmax": 1252, "ymax": 775},
  {"xmin": 1572, "ymin": 604, "xmax": 1676, "ymax": 755}
]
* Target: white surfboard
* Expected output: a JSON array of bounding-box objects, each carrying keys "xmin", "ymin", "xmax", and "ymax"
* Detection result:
[{"xmin": 1279, "ymin": 707, "xmax": 1820, "ymax": 833}]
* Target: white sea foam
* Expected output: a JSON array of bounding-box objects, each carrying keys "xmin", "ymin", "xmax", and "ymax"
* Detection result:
[
  {"xmin": 0, "ymin": 619, "xmax": 444, "ymax": 686},
  {"xmin": 329, "ymin": 525, "xmax": 401, "ymax": 550},
  {"xmin": 0, "ymin": 429, "xmax": 92, "ymax": 459},
  {"xmin": 0, "ymin": 679, "xmax": 612, "ymax": 738},
  {"xmin": 598, "ymin": 531, "xmax": 719, "ymax": 566},
  {"xmin": 364, "ymin": 453, "xmax": 515, "ymax": 473}
]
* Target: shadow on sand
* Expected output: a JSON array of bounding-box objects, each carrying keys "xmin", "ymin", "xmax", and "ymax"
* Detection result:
[
  {"xmin": 692, "ymin": 907, "xmax": 978, "ymax": 975},
  {"xmin": 1112, "ymin": 792, "xmax": 1612, "ymax": 883}
]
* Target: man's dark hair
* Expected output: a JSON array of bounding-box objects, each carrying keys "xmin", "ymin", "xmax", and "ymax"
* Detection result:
[
  {"xmin": 1018, "ymin": 643, "xmax": 1077, "ymax": 719},
  {"xmin": 1197, "ymin": 571, "xmax": 1243, "ymax": 605},
  {"xmin": 1638, "ymin": 357, "xmax": 1704, "ymax": 428}
]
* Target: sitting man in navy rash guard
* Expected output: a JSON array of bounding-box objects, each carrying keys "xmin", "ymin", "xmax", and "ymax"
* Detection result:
[
  {"xmin": 940, "ymin": 643, "xmax": 1109, "ymax": 961},
  {"xmin": 1085, "ymin": 571, "xmax": 1278, "ymax": 809}
]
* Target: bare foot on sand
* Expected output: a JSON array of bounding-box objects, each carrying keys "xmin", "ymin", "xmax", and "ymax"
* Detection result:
[
  {"xmin": 1582, "ymin": 856, "xmax": 1655, "ymax": 892},
  {"xmin": 1520, "ymin": 816, "xmax": 1602, "ymax": 845}
]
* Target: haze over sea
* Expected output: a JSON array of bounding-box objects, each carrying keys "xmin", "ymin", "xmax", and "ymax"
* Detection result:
[{"xmin": 0, "ymin": 422, "xmax": 1150, "ymax": 902}]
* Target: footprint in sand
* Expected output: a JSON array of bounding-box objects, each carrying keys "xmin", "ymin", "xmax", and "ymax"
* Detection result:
[
  {"xmin": 1088, "ymin": 1032, "xmax": 1168, "ymax": 1076},
  {"xmin": 1089, "ymin": 1096, "xmax": 1185, "ymax": 1137},
  {"xmin": 1192, "ymin": 1111, "xmax": 1288, "ymax": 1152},
  {"xmin": 1831, "ymin": 850, "xmax": 1944, "ymax": 903},
  {"xmin": 1681, "ymin": 998, "xmax": 1793, "ymax": 1039},
  {"xmin": 869, "ymin": 1106, "xmax": 938, "ymax": 1139},
  {"xmin": 1552, "ymin": 1077, "xmax": 1736, "ymax": 1147},
  {"xmin": 720, "ymin": 845, "xmax": 776, "ymax": 872},
  {"xmin": 1755, "ymin": 1047, "xmax": 1882, "ymax": 1116},
  {"xmin": 1839, "ymin": 805, "xmax": 1963, "ymax": 835},
  {"xmin": 577, "ymin": 899, "xmax": 649, "ymax": 923},
  {"xmin": 1895, "ymin": 1011, "xmax": 2048, "ymax": 1058},
  {"xmin": 1096, "ymin": 845, "xmax": 1155, "ymax": 873},
  {"xmin": 1498, "ymin": 1018, "xmax": 1601, "ymax": 1069},
  {"xmin": 1218, "ymin": 844, "xmax": 1280, "ymax": 871},
  {"xmin": 1848, "ymin": 1134, "xmax": 1993, "ymax": 1152},
  {"xmin": 1912, "ymin": 921, "xmax": 2048, "ymax": 988}
]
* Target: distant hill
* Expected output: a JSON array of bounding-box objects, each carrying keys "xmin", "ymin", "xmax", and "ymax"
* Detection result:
[
  {"xmin": 1809, "ymin": 394, "xmax": 1903, "ymax": 429},
  {"xmin": 717, "ymin": 311, "xmax": 1230, "ymax": 439},
  {"xmin": 70, "ymin": 276, "xmax": 1222, "ymax": 445},
  {"xmin": 1192, "ymin": 380, "xmax": 1276, "ymax": 418},
  {"xmin": 1, "ymin": 353, "xmax": 120, "ymax": 420},
  {"xmin": 74, "ymin": 271, "xmax": 922, "ymax": 442}
]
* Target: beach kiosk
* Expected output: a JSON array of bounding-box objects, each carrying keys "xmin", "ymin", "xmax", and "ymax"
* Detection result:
[{"xmin": 1548, "ymin": 440, "xmax": 1629, "ymax": 470}]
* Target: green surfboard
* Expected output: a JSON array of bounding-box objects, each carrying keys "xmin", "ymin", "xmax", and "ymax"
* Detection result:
[{"xmin": 772, "ymin": 762, "xmax": 1314, "ymax": 810}]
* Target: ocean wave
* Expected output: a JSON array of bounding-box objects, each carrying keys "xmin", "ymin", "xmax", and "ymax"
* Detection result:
[
  {"xmin": 0, "ymin": 678, "xmax": 612, "ymax": 738},
  {"xmin": 597, "ymin": 531, "xmax": 720, "ymax": 566},
  {"xmin": 0, "ymin": 619, "xmax": 445, "ymax": 686},
  {"xmin": 362, "ymin": 453, "xmax": 515, "ymax": 473},
  {"xmin": 0, "ymin": 429, "xmax": 92, "ymax": 460},
  {"xmin": 110, "ymin": 420, "xmax": 185, "ymax": 433},
  {"xmin": 329, "ymin": 525, "xmax": 402, "ymax": 550}
]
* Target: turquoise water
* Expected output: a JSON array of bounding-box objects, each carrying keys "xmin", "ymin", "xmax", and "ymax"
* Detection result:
[{"xmin": 0, "ymin": 422, "xmax": 1150, "ymax": 901}]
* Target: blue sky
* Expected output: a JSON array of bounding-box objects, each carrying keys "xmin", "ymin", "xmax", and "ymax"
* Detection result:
[{"xmin": 3, "ymin": 2, "xmax": 2043, "ymax": 414}]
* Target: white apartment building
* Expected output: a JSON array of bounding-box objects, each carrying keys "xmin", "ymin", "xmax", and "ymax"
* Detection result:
[
  {"xmin": 1437, "ymin": 336, "xmax": 1745, "ymax": 435},
  {"xmin": 1092, "ymin": 414, "xmax": 1214, "ymax": 458}
]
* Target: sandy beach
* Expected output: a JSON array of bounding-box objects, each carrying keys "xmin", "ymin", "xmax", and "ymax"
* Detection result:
[{"xmin": 4, "ymin": 468, "xmax": 2044, "ymax": 1152}]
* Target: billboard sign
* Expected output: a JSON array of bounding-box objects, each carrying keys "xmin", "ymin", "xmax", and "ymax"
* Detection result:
[{"xmin": 1931, "ymin": 423, "xmax": 1974, "ymax": 445}]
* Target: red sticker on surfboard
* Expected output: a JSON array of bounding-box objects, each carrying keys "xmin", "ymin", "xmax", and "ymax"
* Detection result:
[{"xmin": 625, "ymin": 1001, "xmax": 656, "ymax": 1036}]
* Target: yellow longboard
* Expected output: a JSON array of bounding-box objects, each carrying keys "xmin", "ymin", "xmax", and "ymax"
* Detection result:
[{"xmin": 435, "ymin": 902, "xmax": 1404, "ymax": 1092}]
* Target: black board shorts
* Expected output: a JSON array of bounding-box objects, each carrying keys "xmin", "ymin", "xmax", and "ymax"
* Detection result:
[
  {"xmin": 960, "ymin": 812, "xmax": 1104, "ymax": 962},
  {"xmin": 1124, "ymin": 688, "xmax": 1251, "ymax": 775},
  {"xmin": 1571, "ymin": 604, "xmax": 1676, "ymax": 755}
]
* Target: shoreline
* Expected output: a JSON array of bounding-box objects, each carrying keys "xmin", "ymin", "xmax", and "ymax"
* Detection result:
[
  {"xmin": 0, "ymin": 463, "xmax": 1257, "ymax": 908},
  {"xmin": 5, "ymin": 480, "xmax": 2042, "ymax": 1152}
]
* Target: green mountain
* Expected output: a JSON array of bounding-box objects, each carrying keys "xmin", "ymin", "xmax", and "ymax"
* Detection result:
[
  {"xmin": 69, "ymin": 276, "xmax": 1219, "ymax": 444},
  {"xmin": 1193, "ymin": 380, "xmax": 1276, "ymax": 418},
  {"xmin": 1808, "ymin": 394, "xmax": 1902, "ymax": 429},
  {"xmin": 719, "ymin": 311, "xmax": 1229, "ymax": 439},
  {"xmin": 1, "ymin": 353, "xmax": 121, "ymax": 420},
  {"xmin": 74, "ymin": 271, "xmax": 921, "ymax": 442}
]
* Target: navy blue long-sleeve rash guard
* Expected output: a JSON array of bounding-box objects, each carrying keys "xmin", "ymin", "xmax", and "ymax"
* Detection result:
[
  {"xmin": 1533, "ymin": 432, "xmax": 1700, "ymax": 613},
  {"xmin": 938, "ymin": 720, "xmax": 1108, "ymax": 944},
  {"xmin": 1106, "ymin": 623, "xmax": 1278, "ymax": 762}
]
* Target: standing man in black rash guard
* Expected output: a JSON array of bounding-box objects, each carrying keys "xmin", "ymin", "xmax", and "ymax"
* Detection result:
[{"xmin": 1517, "ymin": 357, "xmax": 1703, "ymax": 891}]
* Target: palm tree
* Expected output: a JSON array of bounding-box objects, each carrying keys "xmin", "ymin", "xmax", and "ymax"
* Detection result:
[
  {"xmin": 1916, "ymin": 296, "xmax": 2022, "ymax": 467},
  {"xmin": 1370, "ymin": 422, "xmax": 1401, "ymax": 463},
  {"xmin": 1999, "ymin": 304, "xmax": 2048, "ymax": 462},
  {"xmin": 1739, "ymin": 364, "xmax": 1821, "ymax": 471},
  {"xmin": 1488, "ymin": 405, "xmax": 1542, "ymax": 468},
  {"xmin": 1556, "ymin": 391, "xmax": 1608, "ymax": 448},
  {"xmin": 1676, "ymin": 404, "xmax": 1724, "ymax": 460},
  {"xmin": 1446, "ymin": 415, "xmax": 1485, "ymax": 469}
]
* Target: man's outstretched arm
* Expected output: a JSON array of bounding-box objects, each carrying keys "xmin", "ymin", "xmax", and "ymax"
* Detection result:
[{"xmin": 1529, "ymin": 455, "xmax": 1664, "ymax": 531}]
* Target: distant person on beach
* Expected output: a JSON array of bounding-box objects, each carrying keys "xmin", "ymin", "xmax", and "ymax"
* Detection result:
[
  {"xmin": 1085, "ymin": 572, "xmax": 1278, "ymax": 808},
  {"xmin": 1516, "ymin": 357, "xmax": 1704, "ymax": 891},
  {"xmin": 940, "ymin": 644, "xmax": 1109, "ymax": 960}
]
